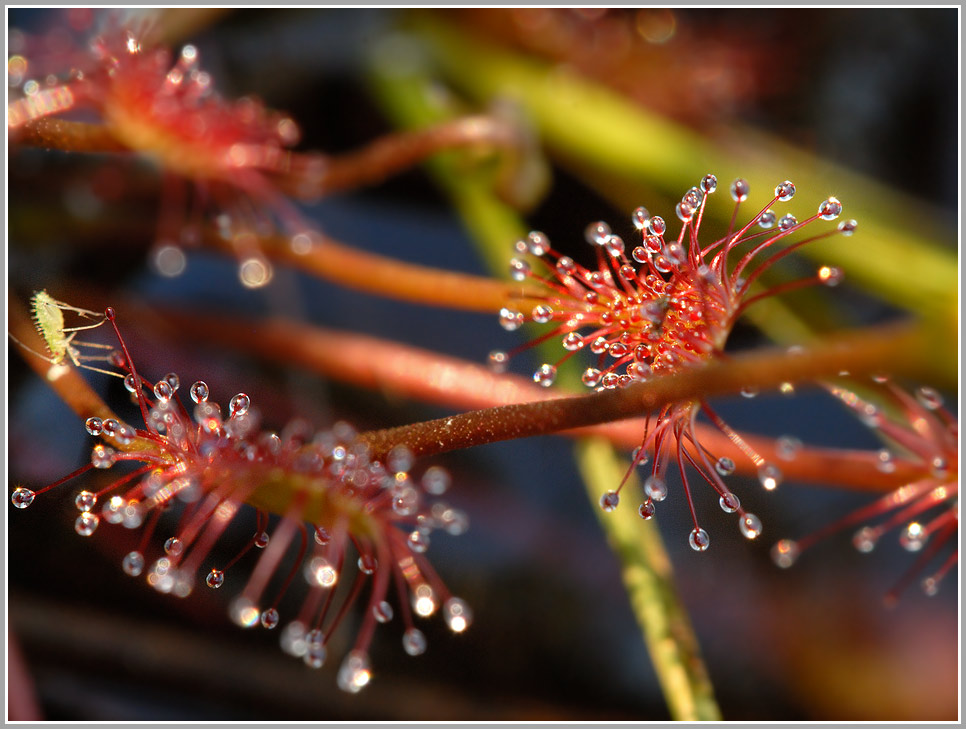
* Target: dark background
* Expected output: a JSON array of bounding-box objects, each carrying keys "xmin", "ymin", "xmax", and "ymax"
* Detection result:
[{"xmin": 7, "ymin": 8, "xmax": 959, "ymax": 721}]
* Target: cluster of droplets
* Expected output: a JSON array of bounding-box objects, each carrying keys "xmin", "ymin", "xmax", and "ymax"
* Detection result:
[
  {"xmin": 9, "ymin": 17, "xmax": 319, "ymax": 290},
  {"xmin": 770, "ymin": 380, "xmax": 958, "ymax": 601},
  {"xmin": 594, "ymin": 408, "xmax": 766, "ymax": 554},
  {"xmin": 492, "ymin": 174, "xmax": 852, "ymax": 393},
  {"xmin": 492, "ymin": 175, "xmax": 854, "ymax": 551},
  {"xmin": 10, "ymin": 308, "xmax": 471, "ymax": 692},
  {"xmin": 95, "ymin": 29, "xmax": 313, "ymax": 290}
]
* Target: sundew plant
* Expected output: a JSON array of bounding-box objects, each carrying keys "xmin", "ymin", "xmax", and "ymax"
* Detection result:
[{"xmin": 6, "ymin": 8, "xmax": 959, "ymax": 722}]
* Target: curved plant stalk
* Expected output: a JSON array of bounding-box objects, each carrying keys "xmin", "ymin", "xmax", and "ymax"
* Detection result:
[
  {"xmin": 156, "ymin": 309, "xmax": 923, "ymax": 493},
  {"xmin": 576, "ymin": 437, "xmax": 721, "ymax": 721},
  {"xmin": 11, "ymin": 294, "xmax": 924, "ymax": 503},
  {"xmin": 364, "ymin": 41, "xmax": 722, "ymax": 718},
  {"xmin": 244, "ymin": 229, "xmax": 545, "ymax": 314},
  {"xmin": 7, "ymin": 294, "xmax": 157, "ymax": 457},
  {"xmin": 11, "ymin": 116, "xmax": 548, "ymax": 314},
  {"xmin": 10, "ymin": 118, "xmax": 129, "ymax": 153},
  {"xmin": 276, "ymin": 113, "xmax": 531, "ymax": 199},
  {"xmin": 355, "ymin": 320, "xmax": 931, "ymax": 459},
  {"xmin": 409, "ymin": 13, "xmax": 958, "ymax": 325},
  {"xmin": 8, "ymin": 294, "xmax": 120, "ymax": 427},
  {"xmin": 12, "ymin": 113, "xmax": 529, "ymax": 206}
]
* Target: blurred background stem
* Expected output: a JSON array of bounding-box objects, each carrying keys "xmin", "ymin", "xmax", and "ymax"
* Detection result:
[
  {"xmin": 366, "ymin": 39, "xmax": 724, "ymax": 720},
  {"xmin": 407, "ymin": 13, "xmax": 957, "ymax": 326}
]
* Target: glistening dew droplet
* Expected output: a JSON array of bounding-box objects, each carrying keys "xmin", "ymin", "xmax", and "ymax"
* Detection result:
[
  {"xmin": 230, "ymin": 596, "xmax": 260, "ymax": 628},
  {"xmin": 153, "ymin": 379, "xmax": 174, "ymax": 402},
  {"xmin": 206, "ymin": 568, "xmax": 225, "ymax": 588},
  {"xmin": 337, "ymin": 651, "xmax": 372, "ymax": 694},
  {"xmin": 715, "ymin": 457, "xmax": 735, "ymax": 476},
  {"xmin": 853, "ymin": 526, "xmax": 878, "ymax": 553},
  {"xmin": 817, "ymin": 196, "xmax": 842, "ymax": 220},
  {"xmin": 644, "ymin": 475, "xmax": 667, "ymax": 502},
  {"xmin": 776, "ymin": 435, "xmax": 803, "ymax": 461},
  {"xmin": 508, "ymin": 258, "xmax": 530, "ymax": 281},
  {"xmin": 75, "ymin": 490, "xmax": 97, "ymax": 511},
  {"xmin": 402, "ymin": 627, "xmax": 427, "ymax": 656},
  {"xmin": 531, "ymin": 304, "xmax": 554, "ymax": 324},
  {"xmin": 584, "ymin": 220, "xmax": 611, "ymax": 245},
  {"xmin": 164, "ymin": 537, "xmax": 184, "ymax": 557},
  {"xmin": 533, "ymin": 363, "xmax": 557, "ymax": 387},
  {"xmin": 526, "ymin": 230, "xmax": 550, "ymax": 256},
  {"xmin": 498, "ymin": 307, "xmax": 524, "ymax": 332},
  {"xmin": 758, "ymin": 463, "xmax": 782, "ymax": 491},
  {"xmin": 239, "ymin": 256, "xmax": 273, "ymax": 288},
  {"xmin": 818, "ymin": 266, "xmax": 844, "ymax": 286},
  {"xmin": 412, "ymin": 584, "xmax": 437, "ymax": 617},
  {"xmin": 599, "ymin": 490, "xmax": 620, "ymax": 512},
  {"xmin": 730, "ymin": 178, "xmax": 750, "ymax": 202},
  {"xmin": 915, "ymin": 386, "xmax": 944, "ymax": 410},
  {"xmin": 11, "ymin": 487, "xmax": 35, "ymax": 509},
  {"xmin": 900, "ymin": 522, "xmax": 925, "ymax": 552},
  {"xmin": 189, "ymin": 380, "xmax": 209, "ymax": 403},
  {"xmin": 122, "ymin": 550, "xmax": 145, "ymax": 577},
  {"xmin": 260, "ymin": 608, "xmax": 280, "ymax": 630},
  {"xmin": 775, "ymin": 180, "xmax": 796, "ymax": 201},
  {"xmin": 719, "ymin": 492, "xmax": 740, "ymax": 513},
  {"xmin": 75, "ymin": 511, "xmax": 99, "ymax": 537},
  {"xmin": 443, "ymin": 597, "xmax": 472, "ymax": 633},
  {"xmin": 229, "ymin": 393, "xmax": 250, "ymax": 417},
  {"xmin": 875, "ymin": 448, "xmax": 896, "ymax": 473},
  {"xmin": 739, "ymin": 513, "xmax": 763, "ymax": 539},
  {"xmin": 631, "ymin": 206, "xmax": 649, "ymax": 230},
  {"xmin": 838, "ymin": 219, "xmax": 857, "ymax": 235},
  {"xmin": 487, "ymin": 350, "xmax": 509, "ymax": 373},
  {"xmin": 407, "ymin": 529, "xmax": 430, "ymax": 553},
  {"xmin": 688, "ymin": 528, "xmax": 710, "ymax": 552},
  {"xmin": 373, "ymin": 601, "xmax": 394, "ymax": 623},
  {"xmin": 306, "ymin": 557, "xmax": 338, "ymax": 588},
  {"xmin": 421, "ymin": 465, "xmax": 450, "ymax": 495},
  {"xmin": 387, "ymin": 445, "xmax": 414, "ymax": 473},
  {"xmin": 771, "ymin": 539, "xmax": 800, "ymax": 568}
]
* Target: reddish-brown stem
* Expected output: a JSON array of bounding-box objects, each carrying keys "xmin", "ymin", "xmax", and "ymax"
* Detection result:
[
  {"xmin": 276, "ymin": 114, "xmax": 522, "ymax": 198},
  {"xmin": 231, "ymin": 230, "xmax": 546, "ymax": 314},
  {"xmin": 157, "ymin": 308, "xmax": 927, "ymax": 492},
  {"xmin": 8, "ymin": 294, "xmax": 120, "ymax": 425},
  {"xmin": 12, "ymin": 113, "xmax": 524, "ymax": 203},
  {"xmin": 357, "ymin": 320, "xmax": 927, "ymax": 458},
  {"xmin": 12, "ymin": 114, "xmax": 549, "ymax": 313},
  {"xmin": 7, "ymin": 294, "xmax": 157, "ymax": 456},
  {"xmin": 10, "ymin": 118, "xmax": 129, "ymax": 154}
]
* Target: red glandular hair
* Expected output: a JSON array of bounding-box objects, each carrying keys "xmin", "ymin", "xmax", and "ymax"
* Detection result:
[
  {"xmin": 9, "ymin": 18, "xmax": 313, "ymax": 287},
  {"xmin": 773, "ymin": 381, "xmax": 958, "ymax": 602},
  {"xmin": 11, "ymin": 307, "xmax": 471, "ymax": 692},
  {"xmin": 492, "ymin": 174, "xmax": 855, "ymax": 551}
]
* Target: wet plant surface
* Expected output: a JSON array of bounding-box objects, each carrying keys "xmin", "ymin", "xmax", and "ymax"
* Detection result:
[{"xmin": 7, "ymin": 8, "xmax": 958, "ymax": 722}]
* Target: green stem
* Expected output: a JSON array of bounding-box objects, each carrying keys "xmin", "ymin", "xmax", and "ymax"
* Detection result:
[
  {"xmin": 412, "ymin": 13, "xmax": 958, "ymax": 325},
  {"xmin": 365, "ymin": 40, "xmax": 722, "ymax": 719},
  {"xmin": 576, "ymin": 438, "xmax": 721, "ymax": 720}
]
